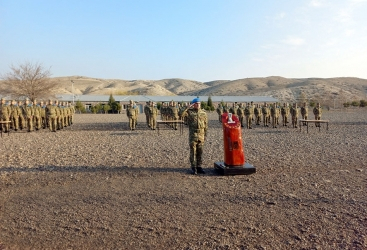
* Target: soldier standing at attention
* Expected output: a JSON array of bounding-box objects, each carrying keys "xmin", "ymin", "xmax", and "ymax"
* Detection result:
[
  {"xmin": 254, "ymin": 104, "xmax": 261, "ymax": 125},
  {"xmin": 270, "ymin": 103, "xmax": 278, "ymax": 128},
  {"xmin": 216, "ymin": 103, "xmax": 223, "ymax": 123},
  {"xmin": 23, "ymin": 99, "xmax": 34, "ymax": 132},
  {"xmin": 33, "ymin": 99, "xmax": 42, "ymax": 130},
  {"xmin": 0, "ymin": 98, "xmax": 10, "ymax": 133},
  {"xmin": 171, "ymin": 101, "xmax": 179, "ymax": 130},
  {"xmin": 237, "ymin": 103, "xmax": 245, "ymax": 127},
  {"xmin": 262, "ymin": 103, "xmax": 270, "ymax": 127},
  {"xmin": 281, "ymin": 103, "xmax": 289, "ymax": 127},
  {"xmin": 244, "ymin": 102, "xmax": 253, "ymax": 129},
  {"xmin": 300, "ymin": 102, "xmax": 308, "ymax": 126},
  {"xmin": 18, "ymin": 101, "xmax": 25, "ymax": 130},
  {"xmin": 149, "ymin": 102, "xmax": 158, "ymax": 130},
  {"xmin": 46, "ymin": 100, "xmax": 57, "ymax": 132},
  {"xmin": 290, "ymin": 103, "xmax": 299, "ymax": 128},
  {"xmin": 144, "ymin": 102, "xmax": 150, "ymax": 128},
  {"xmin": 313, "ymin": 103, "xmax": 322, "ymax": 127},
  {"xmin": 10, "ymin": 100, "xmax": 20, "ymax": 131},
  {"xmin": 126, "ymin": 100, "xmax": 137, "ymax": 130},
  {"xmin": 40, "ymin": 101, "xmax": 47, "ymax": 129},
  {"xmin": 182, "ymin": 98, "xmax": 208, "ymax": 175},
  {"xmin": 229, "ymin": 102, "xmax": 238, "ymax": 116}
]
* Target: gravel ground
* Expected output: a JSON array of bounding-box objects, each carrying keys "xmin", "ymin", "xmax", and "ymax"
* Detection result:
[{"xmin": 0, "ymin": 110, "xmax": 366, "ymax": 249}]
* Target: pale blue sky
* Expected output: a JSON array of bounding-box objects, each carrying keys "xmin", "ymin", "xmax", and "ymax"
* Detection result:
[{"xmin": 1, "ymin": 0, "xmax": 366, "ymax": 82}]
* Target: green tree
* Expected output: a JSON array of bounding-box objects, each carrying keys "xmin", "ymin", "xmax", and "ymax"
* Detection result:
[
  {"xmin": 201, "ymin": 101, "xmax": 208, "ymax": 110},
  {"xmin": 207, "ymin": 96, "xmax": 214, "ymax": 110},
  {"xmin": 108, "ymin": 94, "xmax": 118, "ymax": 113},
  {"xmin": 103, "ymin": 104, "xmax": 111, "ymax": 114},
  {"xmin": 116, "ymin": 103, "xmax": 122, "ymax": 113},
  {"xmin": 351, "ymin": 101, "xmax": 359, "ymax": 107},
  {"xmin": 75, "ymin": 100, "xmax": 86, "ymax": 113},
  {"xmin": 360, "ymin": 100, "xmax": 367, "ymax": 107},
  {"xmin": 157, "ymin": 102, "xmax": 162, "ymax": 110},
  {"xmin": 343, "ymin": 102, "xmax": 350, "ymax": 108}
]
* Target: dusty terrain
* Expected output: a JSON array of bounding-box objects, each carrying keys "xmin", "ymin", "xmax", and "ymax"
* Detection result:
[
  {"xmin": 0, "ymin": 110, "xmax": 366, "ymax": 249},
  {"xmin": 51, "ymin": 75, "xmax": 367, "ymax": 103}
]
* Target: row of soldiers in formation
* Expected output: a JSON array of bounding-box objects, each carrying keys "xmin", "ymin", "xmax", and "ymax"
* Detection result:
[
  {"xmin": 0, "ymin": 98, "xmax": 75, "ymax": 133},
  {"xmin": 216, "ymin": 102, "xmax": 323, "ymax": 129}
]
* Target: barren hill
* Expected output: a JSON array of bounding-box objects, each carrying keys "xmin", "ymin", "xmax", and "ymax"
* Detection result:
[{"xmin": 54, "ymin": 76, "xmax": 367, "ymax": 103}]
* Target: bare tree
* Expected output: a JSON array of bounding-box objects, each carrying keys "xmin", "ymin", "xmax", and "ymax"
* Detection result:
[{"xmin": 1, "ymin": 61, "xmax": 58, "ymax": 101}]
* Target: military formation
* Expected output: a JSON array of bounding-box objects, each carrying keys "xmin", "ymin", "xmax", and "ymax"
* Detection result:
[
  {"xmin": 0, "ymin": 98, "xmax": 75, "ymax": 133},
  {"xmin": 216, "ymin": 102, "xmax": 323, "ymax": 129},
  {"xmin": 160, "ymin": 101, "xmax": 189, "ymax": 130}
]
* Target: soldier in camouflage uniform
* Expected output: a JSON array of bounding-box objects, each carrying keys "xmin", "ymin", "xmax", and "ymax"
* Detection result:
[
  {"xmin": 23, "ymin": 99, "xmax": 34, "ymax": 132},
  {"xmin": 10, "ymin": 100, "xmax": 21, "ymax": 131},
  {"xmin": 182, "ymin": 97, "xmax": 208, "ymax": 175},
  {"xmin": 33, "ymin": 99, "xmax": 42, "ymax": 130},
  {"xmin": 149, "ymin": 102, "xmax": 158, "ymax": 130},
  {"xmin": 0, "ymin": 98, "xmax": 11, "ymax": 133},
  {"xmin": 63, "ymin": 102, "xmax": 69, "ymax": 127},
  {"xmin": 244, "ymin": 102, "xmax": 254, "ymax": 129},
  {"xmin": 170, "ymin": 101, "xmax": 179, "ymax": 130},
  {"xmin": 216, "ymin": 104, "xmax": 223, "ymax": 123},
  {"xmin": 46, "ymin": 100, "xmax": 57, "ymax": 132},
  {"xmin": 40, "ymin": 101, "xmax": 47, "ymax": 129},
  {"xmin": 281, "ymin": 103, "xmax": 290, "ymax": 127},
  {"xmin": 313, "ymin": 103, "xmax": 322, "ymax": 127},
  {"xmin": 144, "ymin": 102, "xmax": 150, "ymax": 128},
  {"xmin": 126, "ymin": 100, "xmax": 138, "ymax": 130},
  {"xmin": 254, "ymin": 104, "xmax": 261, "ymax": 125},
  {"xmin": 237, "ymin": 103, "xmax": 245, "ymax": 127},
  {"xmin": 290, "ymin": 103, "xmax": 299, "ymax": 128},
  {"xmin": 223, "ymin": 103, "xmax": 229, "ymax": 114},
  {"xmin": 300, "ymin": 102, "xmax": 308, "ymax": 126},
  {"xmin": 262, "ymin": 103, "xmax": 270, "ymax": 127},
  {"xmin": 229, "ymin": 102, "xmax": 238, "ymax": 116},
  {"xmin": 17, "ymin": 101, "xmax": 25, "ymax": 130}
]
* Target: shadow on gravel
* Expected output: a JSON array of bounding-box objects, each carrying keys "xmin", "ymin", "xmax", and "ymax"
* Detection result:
[{"xmin": 0, "ymin": 165, "xmax": 221, "ymax": 176}]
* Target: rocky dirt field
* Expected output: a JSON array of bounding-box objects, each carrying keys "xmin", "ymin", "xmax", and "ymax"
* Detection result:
[{"xmin": 0, "ymin": 110, "xmax": 366, "ymax": 249}]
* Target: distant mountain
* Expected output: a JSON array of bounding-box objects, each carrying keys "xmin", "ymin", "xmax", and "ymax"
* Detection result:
[{"xmin": 54, "ymin": 76, "xmax": 367, "ymax": 103}]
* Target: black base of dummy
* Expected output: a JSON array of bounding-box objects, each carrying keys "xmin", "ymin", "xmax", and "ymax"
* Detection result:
[{"xmin": 214, "ymin": 162, "xmax": 256, "ymax": 175}]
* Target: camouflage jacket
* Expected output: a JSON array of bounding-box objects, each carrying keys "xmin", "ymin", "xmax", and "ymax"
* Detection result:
[
  {"xmin": 301, "ymin": 107, "xmax": 308, "ymax": 115},
  {"xmin": 184, "ymin": 108, "xmax": 208, "ymax": 142},
  {"xmin": 126, "ymin": 105, "xmax": 137, "ymax": 118},
  {"xmin": 313, "ymin": 107, "xmax": 322, "ymax": 116}
]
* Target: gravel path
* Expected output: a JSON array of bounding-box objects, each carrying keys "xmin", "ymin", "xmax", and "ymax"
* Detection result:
[{"xmin": 0, "ymin": 110, "xmax": 366, "ymax": 249}]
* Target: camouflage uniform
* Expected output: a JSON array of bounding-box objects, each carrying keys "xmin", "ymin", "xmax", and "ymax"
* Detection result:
[
  {"xmin": 300, "ymin": 102, "xmax": 308, "ymax": 126},
  {"xmin": 290, "ymin": 103, "xmax": 299, "ymax": 128},
  {"xmin": 183, "ymin": 98, "xmax": 208, "ymax": 175},
  {"xmin": 33, "ymin": 100, "xmax": 42, "ymax": 130},
  {"xmin": 236, "ymin": 103, "xmax": 245, "ymax": 127},
  {"xmin": 313, "ymin": 103, "xmax": 322, "ymax": 127},
  {"xmin": 23, "ymin": 100, "xmax": 34, "ymax": 132},
  {"xmin": 144, "ymin": 102, "xmax": 150, "ymax": 127},
  {"xmin": 254, "ymin": 104, "xmax": 262, "ymax": 125},
  {"xmin": 170, "ymin": 102, "xmax": 179, "ymax": 130},
  {"xmin": 10, "ymin": 100, "xmax": 21, "ymax": 131},
  {"xmin": 18, "ymin": 101, "xmax": 25, "ymax": 130},
  {"xmin": 229, "ymin": 103, "xmax": 238, "ymax": 116},
  {"xmin": 149, "ymin": 102, "xmax": 158, "ymax": 130},
  {"xmin": 244, "ymin": 103, "xmax": 254, "ymax": 129},
  {"xmin": 281, "ymin": 103, "xmax": 290, "ymax": 127},
  {"xmin": 0, "ymin": 98, "xmax": 11, "ymax": 132},
  {"xmin": 216, "ymin": 104, "xmax": 223, "ymax": 123},
  {"xmin": 40, "ymin": 101, "xmax": 47, "ymax": 129},
  {"xmin": 270, "ymin": 103, "xmax": 278, "ymax": 128},
  {"xmin": 126, "ymin": 100, "xmax": 137, "ymax": 130},
  {"xmin": 262, "ymin": 103, "xmax": 270, "ymax": 127},
  {"xmin": 46, "ymin": 100, "xmax": 57, "ymax": 132}
]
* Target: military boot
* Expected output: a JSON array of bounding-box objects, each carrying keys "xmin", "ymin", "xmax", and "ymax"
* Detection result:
[
  {"xmin": 197, "ymin": 167, "xmax": 205, "ymax": 174},
  {"xmin": 191, "ymin": 167, "xmax": 197, "ymax": 175}
]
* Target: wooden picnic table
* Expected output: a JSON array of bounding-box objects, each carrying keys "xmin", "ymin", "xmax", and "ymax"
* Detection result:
[
  {"xmin": 0, "ymin": 121, "xmax": 11, "ymax": 137},
  {"xmin": 156, "ymin": 120, "xmax": 185, "ymax": 135},
  {"xmin": 299, "ymin": 119, "xmax": 329, "ymax": 133}
]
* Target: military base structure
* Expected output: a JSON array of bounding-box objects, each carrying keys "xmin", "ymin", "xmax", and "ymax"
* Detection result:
[{"xmin": 55, "ymin": 94, "xmax": 278, "ymax": 113}]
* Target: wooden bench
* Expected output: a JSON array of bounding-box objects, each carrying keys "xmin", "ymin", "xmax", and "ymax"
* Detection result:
[
  {"xmin": 299, "ymin": 119, "xmax": 329, "ymax": 133},
  {"xmin": 156, "ymin": 120, "xmax": 185, "ymax": 135},
  {"xmin": 0, "ymin": 121, "xmax": 11, "ymax": 137}
]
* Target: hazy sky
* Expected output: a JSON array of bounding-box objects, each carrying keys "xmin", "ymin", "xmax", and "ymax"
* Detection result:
[{"xmin": 1, "ymin": 0, "xmax": 366, "ymax": 82}]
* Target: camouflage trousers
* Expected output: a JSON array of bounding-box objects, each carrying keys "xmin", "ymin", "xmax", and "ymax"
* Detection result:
[
  {"xmin": 314, "ymin": 115, "xmax": 321, "ymax": 127},
  {"xmin": 246, "ymin": 115, "xmax": 252, "ymax": 128},
  {"xmin": 271, "ymin": 115, "xmax": 278, "ymax": 128},
  {"xmin": 301, "ymin": 114, "xmax": 308, "ymax": 125},
  {"xmin": 145, "ymin": 114, "xmax": 150, "ymax": 127},
  {"xmin": 255, "ymin": 114, "xmax": 261, "ymax": 125},
  {"xmin": 291, "ymin": 116, "xmax": 298, "ymax": 128},
  {"xmin": 33, "ymin": 115, "xmax": 41, "ymax": 130},
  {"xmin": 48, "ymin": 116, "xmax": 57, "ymax": 132},
  {"xmin": 26, "ymin": 116, "xmax": 33, "ymax": 132},
  {"xmin": 149, "ymin": 115, "xmax": 157, "ymax": 129},
  {"xmin": 0, "ymin": 115, "xmax": 10, "ymax": 132},
  {"xmin": 238, "ymin": 115, "xmax": 244, "ymax": 127},
  {"xmin": 190, "ymin": 140, "xmax": 204, "ymax": 169},
  {"xmin": 263, "ymin": 114, "xmax": 270, "ymax": 126},
  {"xmin": 129, "ymin": 117, "xmax": 137, "ymax": 130},
  {"xmin": 282, "ymin": 115, "xmax": 288, "ymax": 126},
  {"xmin": 11, "ymin": 115, "xmax": 19, "ymax": 130}
]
